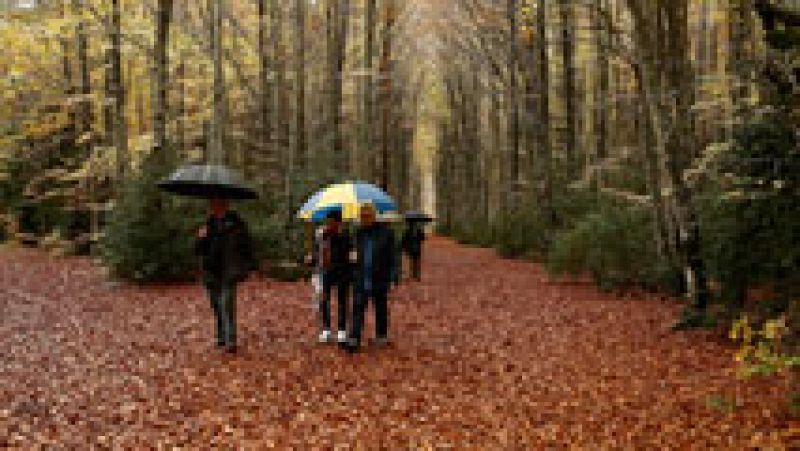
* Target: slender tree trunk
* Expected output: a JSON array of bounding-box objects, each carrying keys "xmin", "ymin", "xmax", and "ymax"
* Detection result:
[
  {"xmin": 489, "ymin": 69, "xmax": 501, "ymax": 223},
  {"xmin": 133, "ymin": 62, "xmax": 146, "ymax": 136},
  {"xmin": 379, "ymin": 0, "xmax": 394, "ymax": 190},
  {"xmin": 295, "ymin": 0, "xmax": 306, "ymax": 171},
  {"xmin": 209, "ymin": 0, "xmax": 224, "ymax": 164},
  {"xmin": 104, "ymin": 45, "xmax": 114, "ymax": 147},
  {"xmin": 507, "ymin": 0, "xmax": 520, "ymax": 205},
  {"xmin": 524, "ymin": 3, "xmax": 538, "ymax": 203},
  {"xmin": 341, "ymin": 0, "xmax": 351, "ymax": 175},
  {"xmin": 110, "ymin": 0, "xmax": 127, "ymax": 177},
  {"xmin": 154, "ymin": 0, "xmax": 174, "ymax": 158},
  {"xmin": 61, "ymin": 39, "xmax": 74, "ymax": 134},
  {"xmin": 559, "ymin": 0, "xmax": 576, "ymax": 180},
  {"xmin": 257, "ymin": 0, "xmax": 273, "ymax": 177},
  {"xmin": 271, "ymin": 0, "xmax": 287, "ymax": 179},
  {"xmin": 365, "ymin": 0, "xmax": 376, "ymax": 180},
  {"xmin": 176, "ymin": 53, "xmax": 186, "ymax": 159},
  {"xmin": 729, "ymin": 0, "xmax": 754, "ymax": 119},
  {"xmin": 72, "ymin": 0, "xmax": 91, "ymax": 137},
  {"xmin": 471, "ymin": 67, "xmax": 483, "ymax": 225},
  {"xmin": 637, "ymin": 80, "xmax": 670, "ymax": 261},
  {"xmin": 537, "ymin": 0, "xmax": 555, "ymax": 228},
  {"xmin": 324, "ymin": 0, "xmax": 334, "ymax": 175},
  {"xmin": 593, "ymin": 0, "xmax": 609, "ymax": 189}
]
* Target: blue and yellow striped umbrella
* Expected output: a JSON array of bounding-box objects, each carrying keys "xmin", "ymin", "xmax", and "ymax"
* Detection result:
[{"xmin": 297, "ymin": 181, "xmax": 398, "ymax": 222}]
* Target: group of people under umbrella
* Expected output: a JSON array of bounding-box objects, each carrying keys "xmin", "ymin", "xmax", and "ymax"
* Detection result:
[{"xmin": 158, "ymin": 164, "xmax": 432, "ymax": 354}]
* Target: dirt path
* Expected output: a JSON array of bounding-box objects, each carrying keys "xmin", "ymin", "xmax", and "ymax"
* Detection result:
[{"xmin": 0, "ymin": 238, "xmax": 794, "ymax": 448}]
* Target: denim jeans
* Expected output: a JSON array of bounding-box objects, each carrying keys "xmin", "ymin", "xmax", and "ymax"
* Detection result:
[{"xmin": 205, "ymin": 280, "xmax": 237, "ymax": 346}]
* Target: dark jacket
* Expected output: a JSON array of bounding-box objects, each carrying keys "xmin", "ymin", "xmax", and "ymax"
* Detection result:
[
  {"xmin": 353, "ymin": 224, "xmax": 396, "ymax": 293},
  {"xmin": 401, "ymin": 226, "xmax": 425, "ymax": 257},
  {"xmin": 195, "ymin": 211, "xmax": 255, "ymax": 284},
  {"xmin": 312, "ymin": 228, "xmax": 353, "ymax": 280}
]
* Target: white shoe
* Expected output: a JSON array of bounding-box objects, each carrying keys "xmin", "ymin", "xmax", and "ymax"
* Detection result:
[
  {"xmin": 318, "ymin": 330, "xmax": 331, "ymax": 343},
  {"xmin": 336, "ymin": 330, "xmax": 348, "ymax": 343}
]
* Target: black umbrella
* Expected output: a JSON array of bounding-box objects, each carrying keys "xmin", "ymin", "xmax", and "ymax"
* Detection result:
[
  {"xmin": 157, "ymin": 164, "xmax": 258, "ymax": 200},
  {"xmin": 404, "ymin": 210, "xmax": 434, "ymax": 223}
]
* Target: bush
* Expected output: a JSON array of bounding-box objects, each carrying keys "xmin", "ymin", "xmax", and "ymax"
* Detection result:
[
  {"xmin": 546, "ymin": 202, "xmax": 677, "ymax": 292},
  {"xmin": 448, "ymin": 219, "xmax": 494, "ymax": 248},
  {"xmin": 99, "ymin": 163, "xmax": 312, "ymax": 283},
  {"xmin": 464, "ymin": 220, "xmax": 495, "ymax": 248},
  {"xmin": 99, "ymin": 167, "xmax": 206, "ymax": 283},
  {"xmin": 700, "ymin": 117, "xmax": 800, "ymax": 307},
  {"xmin": 491, "ymin": 204, "xmax": 551, "ymax": 259}
]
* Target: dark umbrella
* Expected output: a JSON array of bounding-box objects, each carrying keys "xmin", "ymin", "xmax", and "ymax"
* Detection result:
[
  {"xmin": 404, "ymin": 210, "xmax": 434, "ymax": 223},
  {"xmin": 157, "ymin": 164, "xmax": 258, "ymax": 200}
]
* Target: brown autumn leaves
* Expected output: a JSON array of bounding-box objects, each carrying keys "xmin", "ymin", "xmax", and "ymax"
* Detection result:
[{"xmin": 0, "ymin": 238, "xmax": 797, "ymax": 448}]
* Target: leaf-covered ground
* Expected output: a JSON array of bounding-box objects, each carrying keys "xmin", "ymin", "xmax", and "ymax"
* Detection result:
[{"xmin": 0, "ymin": 237, "xmax": 797, "ymax": 448}]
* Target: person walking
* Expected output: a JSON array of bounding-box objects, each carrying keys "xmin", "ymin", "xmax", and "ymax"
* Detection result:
[
  {"xmin": 195, "ymin": 197, "xmax": 255, "ymax": 353},
  {"xmin": 341, "ymin": 204, "xmax": 397, "ymax": 353},
  {"xmin": 401, "ymin": 221, "xmax": 426, "ymax": 281},
  {"xmin": 313, "ymin": 210, "xmax": 353, "ymax": 344}
]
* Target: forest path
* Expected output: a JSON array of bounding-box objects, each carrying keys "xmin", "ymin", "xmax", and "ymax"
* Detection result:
[{"xmin": 0, "ymin": 238, "xmax": 793, "ymax": 447}]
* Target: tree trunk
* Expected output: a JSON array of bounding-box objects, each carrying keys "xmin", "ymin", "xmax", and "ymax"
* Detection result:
[
  {"xmin": 154, "ymin": 0, "xmax": 174, "ymax": 158},
  {"xmin": 593, "ymin": 0, "xmax": 609, "ymax": 189},
  {"xmin": 537, "ymin": 0, "xmax": 555, "ymax": 228},
  {"xmin": 257, "ymin": 0, "xmax": 272, "ymax": 177},
  {"xmin": 729, "ymin": 0, "xmax": 755, "ymax": 118},
  {"xmin": 209, "ymin": 0, "xmax": 224, "ymax": 164},
  {"xmin": 128, "ymin": 60, "xmax": 143, "ymax": 136},
  {"xmin": 111, "ymin": 0, "xmax": 127, "ymax": 177},
  {"xmin": 104, "ymin": 44, "xmax": 114, "ymax": 148},
  {"xmin": 559, "ymin": 0, "xmax": 576, "ymax": 180},
  {"xmin": 73, "ymin": 0, "xmax": 91, "ymax": 137},
  {"xmin": 365, "ymin": 0, "xmax": 376, "ymax": 180},
  {"xmin": 176, "ymin": 53, "xmax": 186, "ymax": 159},
  {"xmin": 627, "ymin": 0, "xmax": 710, "ymax": 310},
  {"xmin": 379, "ymin": 0, "xmax": 394, "ymax": 190},
  {"xmin": 271, "ymin": 0, "xmax": 288, "ymax": 183},
  {"xmin": 295, "ymin": 0, "xmax": 306, "ymax": 171},
  {"xmin": 489, "ymin": 65, "xmax": 502, "ymax": 224},
  {"xmin": 61, "ymin": 38, "xmax": 74, "ymax": 135},
  {"xmin": 507, "ymin": 0, "xmax": 520, "ymax": 205}
]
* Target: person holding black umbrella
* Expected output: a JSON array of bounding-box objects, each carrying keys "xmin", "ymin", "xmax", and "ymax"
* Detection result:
[
  {"xmin": 401, "ymin": 222, "xmax": 426, "ymax": 282},
  {"xmin": 158, "ymin": 164, "xmax": 258, "ymax": 353},
  {"xmin": 401, "ymin": 211, "xmax": 432, "ymax": 282},
  {"xmin": 195, "ymin": 197, "xmax": 255, "ymax": 353}
]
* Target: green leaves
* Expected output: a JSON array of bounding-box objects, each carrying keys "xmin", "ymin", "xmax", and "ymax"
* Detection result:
[
  {"xmin": 546, "ymin": 199, "xmax": 674, "ymax": 293},
  {"xmin": 99, "ymin": 168, "xmax": 205, "ymax": 283},
  {"xmin": 732, "ymin": 315, "xmax": 800, "ymax": 382}
]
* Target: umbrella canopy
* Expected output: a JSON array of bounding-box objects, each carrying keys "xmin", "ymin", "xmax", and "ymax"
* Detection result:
[
  {"xmin": 404, "ymin": 210, "xmax": 434, "ymax": 223},
  {"xmin": 297, "ymin": 181, "xmax": 397, "ymax": 222},
  {"xmin": 157, "ymin": 164, "xmax": 258, "ymax": 200}
]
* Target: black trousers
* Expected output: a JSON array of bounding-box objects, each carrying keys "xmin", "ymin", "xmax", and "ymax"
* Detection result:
[
  {"xmin": 350, "ymin": 288, "xmax": 388, "ymax": 344},
  {"xmin": 204, "ymin": 279, "xmax": 237, "ymax": 346},
  {"xmin": 321, "ymin": 273, "xmax": 350, "ymax": 331},
  {"xmin": 408, "ymin": 253, "xmax": 422, "ymax": 280}
]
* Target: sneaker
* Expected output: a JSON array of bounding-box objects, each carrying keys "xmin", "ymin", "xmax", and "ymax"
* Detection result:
[
  {"xmin": 318, "ymin": 330, "xmax": 332, "ymax": 343},
  {"xmin": 375, "ymin": 336, "xmax": 391, "ymax": 348},
  {"xmin": 336, "ymin": 330, "xmax": 348, "ymax": 343}
]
